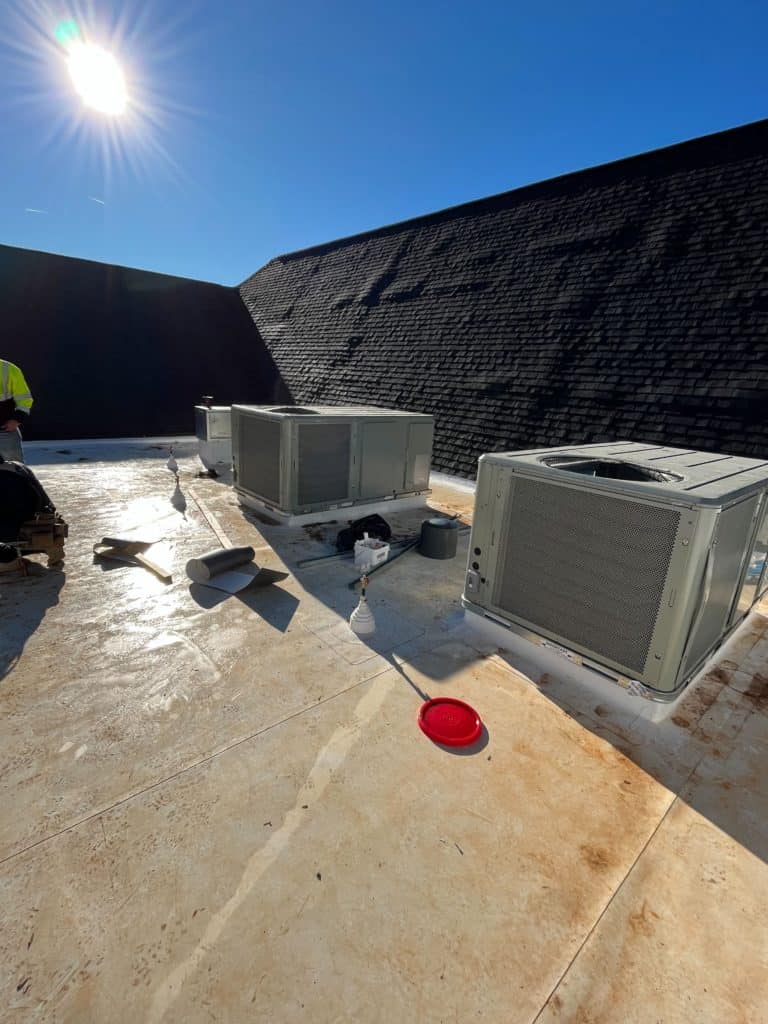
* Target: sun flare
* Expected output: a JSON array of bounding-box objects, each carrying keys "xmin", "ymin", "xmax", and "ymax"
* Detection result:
[
  {"xmin": 5, "ymin": 4, "xmax": 188, "ymax": 185},
  {"xmin": 67, "ymin": 41, "xmax": 127, "ymax": 115}
]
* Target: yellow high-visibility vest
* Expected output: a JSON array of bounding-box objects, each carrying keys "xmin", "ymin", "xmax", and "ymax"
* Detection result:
[{"xmin": 0, "ymin": 360, "xmax": 33, "ymax": 414}]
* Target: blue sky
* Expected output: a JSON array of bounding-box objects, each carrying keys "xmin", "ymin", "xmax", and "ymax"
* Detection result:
[{"xmin": 1, "ymin": 1, "xmax": 766, "ymax": 285}]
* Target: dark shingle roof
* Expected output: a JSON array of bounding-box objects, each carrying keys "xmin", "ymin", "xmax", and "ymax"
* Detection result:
[{"xmin": 240, "ymin": 119, "xmax": 768, "ymax": 477}]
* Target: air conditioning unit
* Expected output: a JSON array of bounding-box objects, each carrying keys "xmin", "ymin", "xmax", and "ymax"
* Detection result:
[
  {"xmin": 232, "ymin": 405, "xmax": 434, "ymax": 524},
  {"xmin": 463, "ymin": 442, "xmax": 768, "ymax": 700},
  {"xmin": 195, "ymin": 405, "xmax": 232, "ymax": 471}
]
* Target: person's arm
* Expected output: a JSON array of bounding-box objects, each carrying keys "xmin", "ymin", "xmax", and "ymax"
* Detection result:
[{"xmin": 6, "ymin": 364, "xmax": 33, "ymax": 430}]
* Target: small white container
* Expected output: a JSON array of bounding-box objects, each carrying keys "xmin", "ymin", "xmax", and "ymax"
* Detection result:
[{"xmin": 354, "ymin": 533, "xmax": 390, "ymax": 572}]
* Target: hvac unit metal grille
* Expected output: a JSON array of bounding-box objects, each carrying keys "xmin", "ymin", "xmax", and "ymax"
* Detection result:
[
  {"xmin": 297, "ymin": 423, "xmax": 351, "ymax": 505},
  {"xmin": 238, "ymin": 416, "xmax": 281, "ymax": 503},
  {"xmin": 495, "ymin": 478, "xmax": 681, "ymax": 674}
]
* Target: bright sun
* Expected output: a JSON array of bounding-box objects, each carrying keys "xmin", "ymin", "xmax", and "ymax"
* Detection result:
[{"xmin": 67, "ymin": 42, "xmax": 128, "ymax": 116}]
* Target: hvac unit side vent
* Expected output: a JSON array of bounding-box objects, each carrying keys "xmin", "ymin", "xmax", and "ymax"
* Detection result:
[
  {"xmin": 495, "ymin": 477, "xmax": 680, "ymax": 674},
  {"xmin": 239, "ymin": 415, "xmax": 281, "ymax": 504},
  {"xmin": 297, "ymin": 423, "xmax": 352, "ymax": 505}
]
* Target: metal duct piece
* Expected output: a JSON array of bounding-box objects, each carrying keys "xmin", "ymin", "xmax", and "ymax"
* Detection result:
[{"xmin": 186, "ymin": 546, "xmax": 256, "ymax": 583}]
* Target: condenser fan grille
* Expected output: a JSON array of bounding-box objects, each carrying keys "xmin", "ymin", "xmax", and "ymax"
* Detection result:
[{"xmin": 495, "ymin": 478, "xmax": 681, "ymax": 674}]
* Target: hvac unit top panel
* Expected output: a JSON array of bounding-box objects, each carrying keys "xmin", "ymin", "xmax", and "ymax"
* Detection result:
[{"xmin": 479, "ymin": 442, "xmax": 768, "ymax": 506}]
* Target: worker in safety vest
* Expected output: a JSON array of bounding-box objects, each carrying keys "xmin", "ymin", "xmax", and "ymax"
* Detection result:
[{"xmin": 0, "ymin": 359, "xmax": 33, "ymax": 463}]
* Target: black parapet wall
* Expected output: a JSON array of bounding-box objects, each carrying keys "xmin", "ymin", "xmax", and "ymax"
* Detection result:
[
  {"xmin": 1, "ymin": 245, "xmax": 289, "ymax": 440},
  {"xmin": 240, "ymin": 119, "xmax": 768, "ymax": 478}
]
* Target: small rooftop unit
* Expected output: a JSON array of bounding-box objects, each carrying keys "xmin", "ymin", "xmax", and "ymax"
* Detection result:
[
  {"xmin": 232, "ymin": 405, "xmax": 434, "ymax": 524},
  {"xmin": 195, "ymin": 404, "xmax": 232, "ymax": 471},
  {"xmin": 463, "ymin": 442, "xmax": 768, "ymax": 700}
]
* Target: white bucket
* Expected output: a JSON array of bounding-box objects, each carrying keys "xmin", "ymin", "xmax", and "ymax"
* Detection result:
[{"xmin": 354, "ymin": 533, "xmax": 390, "ymax": 572}]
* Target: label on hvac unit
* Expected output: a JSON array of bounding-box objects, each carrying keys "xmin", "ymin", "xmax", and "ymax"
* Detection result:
[{"xmin": 540, "ymin": 639, "xmax": 583, "ymax": 665}]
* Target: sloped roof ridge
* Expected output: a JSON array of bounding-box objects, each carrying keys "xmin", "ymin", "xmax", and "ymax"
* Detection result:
[{"xmin": 249, "ymin": 117, "xmax": 768, "ymax": 276}]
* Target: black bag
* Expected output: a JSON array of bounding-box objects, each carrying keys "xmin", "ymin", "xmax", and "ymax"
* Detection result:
[
  {"xmin": 336, "ymin": 513, "xmax": 392, "ymax": 552},
  {"xmin": 0, "ymin": 457, "xmax": 56, "ymax": 542}
]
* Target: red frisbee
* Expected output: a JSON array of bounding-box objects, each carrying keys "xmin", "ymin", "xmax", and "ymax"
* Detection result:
[{"xmin": 418, "ymin": 697, "xmax": 482, "ymax": 747}]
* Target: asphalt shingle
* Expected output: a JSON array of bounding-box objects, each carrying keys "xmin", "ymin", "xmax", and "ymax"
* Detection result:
[{"xmin": 240, "ymin": 119, "xmax": 768, "ymax": 477}]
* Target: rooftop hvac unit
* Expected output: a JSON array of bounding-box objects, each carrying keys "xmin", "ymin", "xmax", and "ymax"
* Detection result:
[
  {"xmin": 195, "ymin": 405, "xmax": 232, "ymax": 471},
  {"xmin": 232, "ymin": 405, "xmax": 434, "ymax": 524},
  {"xmin": 463, "ymin": 442, "xmax": 768, "ymax": 700}
]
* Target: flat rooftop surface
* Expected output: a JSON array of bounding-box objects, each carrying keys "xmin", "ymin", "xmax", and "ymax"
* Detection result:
[{"xmin": 1, "ymin": 441, "xmax": 767, "ymax": 1023}]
